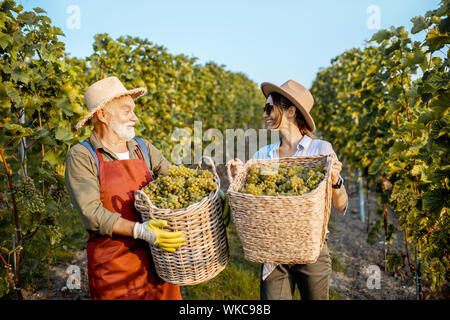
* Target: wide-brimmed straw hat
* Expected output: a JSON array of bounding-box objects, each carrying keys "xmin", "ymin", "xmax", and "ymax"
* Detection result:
[
  {"xmin": 260, "ymin": 80, "xmax": 315, "ymax": 132},
  {"xmin": 75, "ymin": 76, "xmax": 147, "ymax": 129}
]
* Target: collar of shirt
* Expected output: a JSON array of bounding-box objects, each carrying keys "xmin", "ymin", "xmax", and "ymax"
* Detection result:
[
  {"xmin": 88, "ymin": 130, "xmax": 139, "ymax": 160},
  {"xmin": 268, "ymin": 135, "xmax": 313, "ymax": 159}
]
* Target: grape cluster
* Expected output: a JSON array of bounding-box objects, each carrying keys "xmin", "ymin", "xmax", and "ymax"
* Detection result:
[
  {"xmin": 142, "ymin": 164, "xmax": 217, "ymax": 209},
  {"xmin": 241, "ymin": 164, "xmax": 325, "ymax": 196},
  {"xmin": 16, "ymin": 176, "xmax": 45, "ymax": 214}
]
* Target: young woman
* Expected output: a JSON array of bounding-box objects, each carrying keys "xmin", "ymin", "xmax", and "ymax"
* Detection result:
[{"xmin": 229, "ymin": 80, "xmax": 348, "ymax": 300}]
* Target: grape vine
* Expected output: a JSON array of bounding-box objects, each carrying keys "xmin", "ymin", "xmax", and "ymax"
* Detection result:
[{"xmin": 310, "ymin": 1, "xmax": 449, "ymax": 298}]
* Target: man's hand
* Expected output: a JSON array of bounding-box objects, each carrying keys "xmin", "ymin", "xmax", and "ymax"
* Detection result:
[{"xmin": 133, "ymin": 219, "xmax": 185, "ymax": 252}]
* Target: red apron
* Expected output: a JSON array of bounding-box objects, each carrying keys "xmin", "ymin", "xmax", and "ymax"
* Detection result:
[{"xmin": 86, "ymin": 148, "xmax": 181, "ymax": 300}]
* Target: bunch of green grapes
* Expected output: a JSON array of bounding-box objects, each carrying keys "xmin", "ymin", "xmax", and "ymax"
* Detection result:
[
  {"xmin": 241, "ymin": 163, "xmax": 325, "ymax": 196},
  {"xmin": 141, "ymin": 164, "xmax": 217, "ymax": 209},
  {"xmin": 16, "ymin": 176, "xmax": 45, "ymax": 215}
]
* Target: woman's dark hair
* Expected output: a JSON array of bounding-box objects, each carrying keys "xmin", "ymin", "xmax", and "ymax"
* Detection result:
[{"xmin": 269, "ymin": 92, "xmax": 315, "ymax": 138}]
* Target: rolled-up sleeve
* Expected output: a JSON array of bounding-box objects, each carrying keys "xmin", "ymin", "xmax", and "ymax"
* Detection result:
[{"xmin": 64, "ymin": 147, "xmax": 121, "ymax": 236}]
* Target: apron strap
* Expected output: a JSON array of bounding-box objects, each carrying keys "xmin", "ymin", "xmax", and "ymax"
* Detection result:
[
  {"xmin": 81, "ymin": 140, "xmax": 100, "ymax": 177},
  {"xmin": 134, "ymin": 137, "xmax": 152, "ymax": 173}
]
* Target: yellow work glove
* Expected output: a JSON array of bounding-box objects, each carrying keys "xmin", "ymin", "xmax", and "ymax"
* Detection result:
[{"xmin": 133, "ymin": 219, "xmax": 185, "ymax": 252}]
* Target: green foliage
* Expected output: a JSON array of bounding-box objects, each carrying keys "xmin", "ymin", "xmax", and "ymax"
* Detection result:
[
  {"xmin": 386, "ymin": 251, "xmax": 405, "ymax": 272},
  {"xmin": 310, "ymin": 0, "xmax": 449, "ymax": 297},
  {"xmin": 0, "ymin": 0, "xmax": 85, "ymax": 298}
]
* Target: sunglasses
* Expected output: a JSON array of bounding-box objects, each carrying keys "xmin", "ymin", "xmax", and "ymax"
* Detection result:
[{"xmin": 264, "ymin": 103, "xmax": 273, "ymax": 114}]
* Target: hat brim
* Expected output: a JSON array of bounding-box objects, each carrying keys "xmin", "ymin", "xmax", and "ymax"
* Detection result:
[
  {"xmin": 75, "ymin": 87, "xmax": 147, "ymax": 129},
  {"xmin": 260, "ymin": 82, "xmax": 315, "ymax": 132}
]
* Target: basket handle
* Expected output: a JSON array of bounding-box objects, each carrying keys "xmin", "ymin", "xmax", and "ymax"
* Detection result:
[
  {"xmin": 134, "ymin": 189, "xmax": 156, "ymax": 220},
  {"xmin": 197, "ymin": 155, "xmax": 219, "ymax": 180}
]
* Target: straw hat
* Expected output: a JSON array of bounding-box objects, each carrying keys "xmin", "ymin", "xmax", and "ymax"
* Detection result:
[
  {"xmin": 260, "ymin": 80, "xmax": 315, "ymax": 132},
  {"xmin": 75, "ymin": 76, "xmax": 147, "ymax": 129}
]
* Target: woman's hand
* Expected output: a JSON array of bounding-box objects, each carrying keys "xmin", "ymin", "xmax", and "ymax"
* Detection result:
[
  {"xmin": 227, "ymin": 158, "xmax": 244, "ymax": 180},
  {"xmin": 330, "ymin": 159, "xmax": 343, "ymax": 185},
  {"xmin": 329, "ymin": 158, "xmax": 347, "ymax": 214}
]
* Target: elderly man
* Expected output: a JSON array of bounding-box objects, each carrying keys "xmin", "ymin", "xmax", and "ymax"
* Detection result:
[{"xmin": 65, "ymin": 76, "xmax": 185, "ymax": 300}]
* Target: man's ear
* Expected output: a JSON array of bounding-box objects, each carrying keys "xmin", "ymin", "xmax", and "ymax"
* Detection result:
[{"xmin": 96, "ymin": 108, "xmax": 110, "ymax": 125}]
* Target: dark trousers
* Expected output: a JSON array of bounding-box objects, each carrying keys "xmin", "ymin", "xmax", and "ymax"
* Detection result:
[{"xmin": 260, "ymin": 241, "xmax": 332, "ymax": 300}]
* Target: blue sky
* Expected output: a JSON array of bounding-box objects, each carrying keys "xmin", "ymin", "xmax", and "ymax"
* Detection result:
[{"xmin": 21, "ymin": 0, "xmax": 439, "ymax": 88}]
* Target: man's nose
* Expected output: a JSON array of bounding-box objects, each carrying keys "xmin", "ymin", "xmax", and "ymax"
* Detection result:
[{"xmin": 130, "ymin": 111, "xmax": 138, "ymax": 122}]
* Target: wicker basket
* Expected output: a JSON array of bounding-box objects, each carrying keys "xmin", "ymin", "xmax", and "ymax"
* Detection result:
[
  {"xmin": 134, "ymin": 156, "xmax": 229, "ymax": 285},
  {"xmin": 226, "ymin": 155, "xmax": 333, "ymax": 265}
]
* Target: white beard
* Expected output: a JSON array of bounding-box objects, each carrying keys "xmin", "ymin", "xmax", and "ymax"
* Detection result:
[{"xmin": 109, "ymin": 117, "xmax": 135, "ymax": 141}]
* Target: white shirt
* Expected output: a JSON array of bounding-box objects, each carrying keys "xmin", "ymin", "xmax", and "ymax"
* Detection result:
[
  {"xmin": 113, "ymin": 151, "xmax": 130, "ymax": 160},
  {"xmin": 252, "ymin": 135, "xmax": 347, "ymax": 280}
]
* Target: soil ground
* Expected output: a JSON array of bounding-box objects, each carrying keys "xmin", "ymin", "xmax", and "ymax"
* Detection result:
[{"xmin": 327, "ymin": 185, "xmax": 416, "ymax": 300}]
